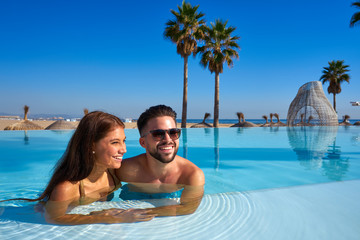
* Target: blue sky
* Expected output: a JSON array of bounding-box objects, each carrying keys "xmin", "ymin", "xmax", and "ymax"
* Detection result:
[{"xmin": 1, "ymin": 0, "xmax": 359, "ymax": 119}]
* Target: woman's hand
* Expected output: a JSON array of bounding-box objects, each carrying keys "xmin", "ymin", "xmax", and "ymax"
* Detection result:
[{"xmin": 89, "ymin": 208, "xmax": 156, "ymax": 223}]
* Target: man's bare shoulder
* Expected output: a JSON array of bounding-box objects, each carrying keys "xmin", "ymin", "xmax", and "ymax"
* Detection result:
[
  {"xmin": 176, "ymin": 156, "xmax": 205, "ymax": 186},
  {"xmin": 121, "ymin": 154, "xmax": 144, "ymax": 167},
  {"xmin": 116, "ymin": 154, "xmax": 146, "ymax": 181}
]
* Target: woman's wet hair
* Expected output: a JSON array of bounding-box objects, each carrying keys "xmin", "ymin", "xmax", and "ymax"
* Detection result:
[{"xmin": 1, "ymin": 111, "xmax": 124, "ymax": 202}]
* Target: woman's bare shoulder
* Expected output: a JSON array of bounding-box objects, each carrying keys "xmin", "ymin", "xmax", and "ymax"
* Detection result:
[{"xmin": 50, "ymin": 181, "xmax": 80, "ymax": 201}]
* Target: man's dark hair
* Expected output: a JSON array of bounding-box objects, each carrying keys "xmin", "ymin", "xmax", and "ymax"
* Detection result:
[{"xmin": 137, "ymin": 105, "xmax": 177, "ymax": 135}]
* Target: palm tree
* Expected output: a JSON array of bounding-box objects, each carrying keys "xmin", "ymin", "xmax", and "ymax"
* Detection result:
[
  {"xmin": 164, "ymin": 1, "xmax": 206, "ymax": 128},
  {"xmin": 197, "ymin": 19, "xmax": 240, "ymax": 127},
  {"xmin": 320, "ymin": 60, "xmax": 350, "ymax": 112},
  {"xmin": 350, "ymin": 1, "xmax": 360, "ymax": 27}
]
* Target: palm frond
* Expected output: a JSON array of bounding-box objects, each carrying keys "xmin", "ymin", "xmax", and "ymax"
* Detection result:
[
  {"xmin": 320, "ymin": 60, "xmax": 351, "ymax": 95},
  {"xmin": 164, "ymin": 1, "xmax": 206, "ymax": 58},
  {"xmin": 350, "ymin": 1, "xmax": 360, "ymax": 27}
]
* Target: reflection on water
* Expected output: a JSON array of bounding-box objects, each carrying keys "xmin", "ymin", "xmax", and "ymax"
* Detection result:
[
  {"xmin": 236, "ymin": 127, "xmax": 244, "ymax": 135},
  {"xmin": 287, "ymin": 126, "xmax": 349, "ymax": 180},
  {"xmin": 24, "ymin": 130, "xmax": 29, "ymax": 145},
  {"xmin": 182, "ymin": 128, "xmax": 188, "ymax": 159},
  {"xmin": 269, "ymin": 126, "xmax": 280, "ymax": 132},
  {"xmin": 322, "ymin": 142, "xmax": 349, "ymax": 181},
  {"xmin": 214, "ymin": 128, "xmax": 219, "ymax": 170},
  {"xmin": 351, "ymin": 133, "xmax": 360, "ymax": 146}
]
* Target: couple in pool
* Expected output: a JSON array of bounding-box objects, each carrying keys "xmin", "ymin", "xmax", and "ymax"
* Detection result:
[{"xmin": 19, "ymin": 105, "xmax": 204, "ymax": 224}]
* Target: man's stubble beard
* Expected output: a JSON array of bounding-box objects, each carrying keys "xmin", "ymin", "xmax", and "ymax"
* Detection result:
[{"xmin": 148, "ymin": 142, "xmax": 178, "ymax": 164}]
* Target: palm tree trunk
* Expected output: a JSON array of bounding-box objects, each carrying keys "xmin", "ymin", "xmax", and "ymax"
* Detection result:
[
  {"xmin": 213, "ymin": 72, "xmax": 220, "ymax": 127},
  {"xmin": 333, "ymin": 93, "xmax": 337, "ymax": 112},
  {"xmin": 181, "ymin": 56, "xmax": 188, "ymax": 128}
]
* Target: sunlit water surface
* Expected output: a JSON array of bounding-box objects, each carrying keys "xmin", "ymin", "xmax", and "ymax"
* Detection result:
[{"xmin": 0, "ymin": 126, "xmax": 359, "ymax": 239}]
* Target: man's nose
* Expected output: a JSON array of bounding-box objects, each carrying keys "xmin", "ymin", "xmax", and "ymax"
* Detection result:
[{"xmin": 163, "ymin": 131, "xmax": 172, "ymax": 141}]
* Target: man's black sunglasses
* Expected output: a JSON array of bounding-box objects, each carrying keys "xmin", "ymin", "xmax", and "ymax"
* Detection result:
[{"xmin": 142, "ymin": 128, "xmax": 181, "ymax": 141}]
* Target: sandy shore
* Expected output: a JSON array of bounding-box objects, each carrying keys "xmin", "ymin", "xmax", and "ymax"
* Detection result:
[{"xmin": 0, "ymin": 119, "xmax": 233, "ymax": 130}]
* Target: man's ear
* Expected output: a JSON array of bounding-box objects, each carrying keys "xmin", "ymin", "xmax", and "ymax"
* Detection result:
[{"xmin": 139, "ymin": 137, "xmax": 146, "ymax": 148}]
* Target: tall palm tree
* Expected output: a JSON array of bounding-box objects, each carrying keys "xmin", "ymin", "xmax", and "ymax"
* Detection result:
[
  {"xmin": 197, "ymin": 19, "xmax": 240, "ymax": 127},
  {"xmin": 164, "ymin": 1, "xmax": 206, "ymax": 128},
  {"xmin": 320, "ymin": 60, "xmax": 350, "ymax": 112},
  {"xmin": 350, "ymin": 1, "xmax": 360, "ymax": 27}
]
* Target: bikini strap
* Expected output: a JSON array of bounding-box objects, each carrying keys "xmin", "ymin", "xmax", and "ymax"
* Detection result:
[
  {"xmin": 108, "ymin": 169, "xmax": 122, "ymax": 192},
  {"xmin": 79, "ymin": 180, "xmax": 85, "ymax": 198}
]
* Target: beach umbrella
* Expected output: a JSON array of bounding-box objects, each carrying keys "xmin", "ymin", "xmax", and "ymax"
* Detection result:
[
  {"xmin": 190, "ymin": 113, "xmax": 212, "ymax": 128},
  {"xmin": 231, "ymin": 112, "xmax": 258, "ymax": 127},
  {"xmin": 84, "ymin": 108, "xmax": 89, "ymax": 116},
  {"xmin": 339, "ymin": 115, "xmax": 352, "ymax": 126},
  {"xmin": 260, "ymin": 115, "xmax": 271, "ymax": 127},
  {"xmin": 271, "ymin": 113, "xmax": 287, "ymax": 127},
  {"xmin": 294, "ymin": 113, "xmax": 306, "ymax": 126},
  {"xmin": 4, "ymin": 105, "xmax": 43, "ymax": 130},
  {"xmin": 45, "ymin": 120, "xmax": 77, "ymax": 130},
  {"xmin": 269, "ymin": 113, "xmax": 274, "ymax": 124}
]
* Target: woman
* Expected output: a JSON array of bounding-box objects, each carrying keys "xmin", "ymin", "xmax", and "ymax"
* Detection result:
[{"xmin": 1, "ymin": 111, "xmax": 154, "ymax": 224}]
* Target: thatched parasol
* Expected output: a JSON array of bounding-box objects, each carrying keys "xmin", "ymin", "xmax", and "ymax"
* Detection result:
[
  {"xmin": 231, "ymin": 112, "xmax": 258, "ymax": 127},
  {"xmin": 83, "ymin": 108, "xmax": 89, "ymax": 116},
  {"xmin": 191, "ymin": 113, "xmax": 212, "ymax": 128},
  {"xmin": 294, "ymin": 113, "xmax": 306, "ymax": 126},
  {"xmin": 4, "ymin": 105, "xmax": 43, "ymax": 130},
  {"xmin": 260, "ymin": 115, "xmax": 271, "ymax": 127},
  {"xmin": 339, "ymin": 115, "xmax": 352, "ymax": 126},
  {"xmin": 269, "ymin": 113, "xmax": 274, "ymax": 124},
  {"xmin": 45, "ymin": 120, "xmax": 77, "ymax": 130},
  {"xmin": 270, "ymin": 113, "xmax": 286, "ymax": 126}
]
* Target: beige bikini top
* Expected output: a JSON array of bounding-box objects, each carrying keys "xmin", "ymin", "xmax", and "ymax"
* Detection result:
[{"xmin": 78, "ymin": 169, "xmax": 121, "ymax": 204}]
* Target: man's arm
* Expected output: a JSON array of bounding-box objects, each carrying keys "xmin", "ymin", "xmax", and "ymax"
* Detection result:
[{"xmin": 147, "ymin": 168, "xmax": 205, "ymax": 216}]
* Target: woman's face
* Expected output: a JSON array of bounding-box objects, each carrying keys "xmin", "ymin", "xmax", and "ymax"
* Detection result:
[{"xmin": 93, "ymin": 127, "xmax": 126, "ymax": 169}]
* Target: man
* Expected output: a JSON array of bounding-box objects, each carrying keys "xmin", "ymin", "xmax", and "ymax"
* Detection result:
[{"xmin": 116, "ymin": 105, "xmax": 205, "ymax": 216}]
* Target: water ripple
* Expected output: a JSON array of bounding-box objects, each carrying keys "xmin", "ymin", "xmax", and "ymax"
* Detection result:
[{"xmin": 1, "ymin": 182, "xmax": 359, "ymax": 240}]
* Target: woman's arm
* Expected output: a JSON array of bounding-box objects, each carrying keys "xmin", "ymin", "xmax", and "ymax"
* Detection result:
[
  {"xmin": 45, "ymin": 201, "xmax": 154, "ymax": 224},
  {"xmin": 45, "ymin": 181, "xmax": 154, "ymax": 225}
]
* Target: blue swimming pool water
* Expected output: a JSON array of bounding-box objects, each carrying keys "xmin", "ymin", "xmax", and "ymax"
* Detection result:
[{"xmin": 0, "ymin": 126, "xmax": 360, "ymax": 239}]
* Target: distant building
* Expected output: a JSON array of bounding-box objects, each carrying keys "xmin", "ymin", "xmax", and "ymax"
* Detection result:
[{"xmin": 123, "ymin": 118, "xmax": 133, "ymax": 123}]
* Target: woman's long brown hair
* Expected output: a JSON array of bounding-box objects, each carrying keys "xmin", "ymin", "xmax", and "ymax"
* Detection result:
[{"xmin": 1, "ymin": 111, "xmax": 124, "ymax": 202}]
